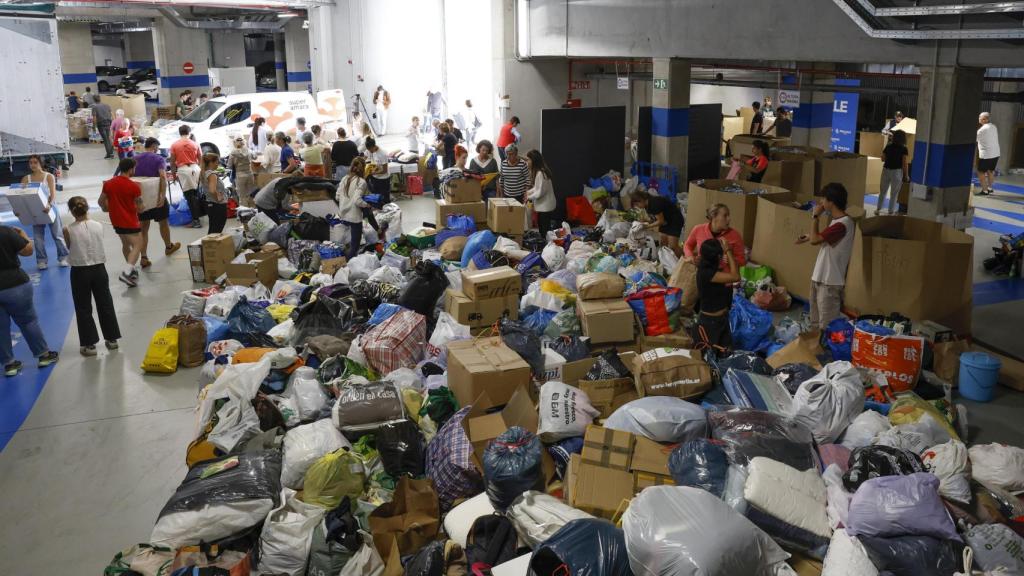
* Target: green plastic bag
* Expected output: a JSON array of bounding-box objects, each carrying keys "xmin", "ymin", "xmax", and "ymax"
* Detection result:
[
  {"xmin": 302, "ymin": 449, "xmax": 366, "ymax": 509},
  {"xmin": 544, "ymin": 307, "xmax": 582, "ymax": 339},
  {"xmin": 740, "ymin": 264, "xmax": 774, "ymax": 298}
]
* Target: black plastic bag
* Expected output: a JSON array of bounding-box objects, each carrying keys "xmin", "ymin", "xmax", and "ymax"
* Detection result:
[
  {"xmin": 377, "ymin": 419, "xmax": 425, "ymax": 478},
  {"xmin": 499, "ymin": 318, "xmax": 544, "ymax": 377},
  {"xmin": 324, "ymin": 496, "xmax": 360, "ymax": 549},
  {"xmin": 482, "ymin": 426, "xmax": 543, "ymax": 511},
  {"xmin": 530, "ymin": 519, "xmax": 633, "ymax": 576},
  {"xmin": 548, "ymin": 335, "xmax": 590, "ymax": 362},
  {"xmin": 292, "ymin": 212, "xmax": 330, "ymax": 241},
  {"xmin": 290, "ymin": 297, "xmax": 350, "ymax": 347},
  {"xmin": 158, "ymin": 450, "xmax": 282, "ymax": 518},
  {"xmin": 859, "ymin": 535, "xmax": 964, "ymax": 576},
  {"xmin": 521, "ymin": 230, "xmax": 546, "ymax": 253},
  {"xmin": 843, "ymin": 444, "xmax": 924, "ymax": 492},
  {"xmin": 668, "ymin": 439, "xmax": 729, "ymax": 498},
  {"xmin": 708, "ymin": 409, "xmax": 817, "ymax": 471},
  {"xmin": 585, "ymin": 347, "xmax": 632, "ymax": 381},
  {"xmin": 397, "ymin": 261, "xmax": 449, "ymax": 318},
  {"xmin": 403, "ymin": 540, "xmax": 445, "ymax": 576},
  {"xmin": 715, "ymin": 351, "xmax": 773, "ymax": 376},
  {"xmin": 267, "ymin": 221, "xmax": 292, "ymax": 249},
  {"xmin": 225, "ymin": 297, "xmax": 278, "ymax": 346},
  {"xmin": 465, "ymin": 515, "xmax": 523, "ymax": 571},
  {"xmin": 772, "ymin": 363, "xmax": 819, "ymax": 395}
]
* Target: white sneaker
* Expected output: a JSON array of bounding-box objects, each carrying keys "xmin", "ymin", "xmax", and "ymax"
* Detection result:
[
  {"xmin": 37, "ymin": 261, "xmax": 48, "ymax": 270},
  {"xmin": 58, "ymin": 258, "xmax": 69, "ymax": 268}
]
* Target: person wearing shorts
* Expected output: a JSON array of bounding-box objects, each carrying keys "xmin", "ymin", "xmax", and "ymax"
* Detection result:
[
  {"xmin": 99, "ymin": 158, "xmax": 145, "ymax": 287},
  {"xmin": 169, "ymin": 125, "xmax": 203, "ymax": 228},
  {"xmin": 133, "ymin": 138, "xmax": 181, "ymax": 268},
  {"xmin": 976, "ymin": 112, "xmax": 1000, "ymax": 196}
]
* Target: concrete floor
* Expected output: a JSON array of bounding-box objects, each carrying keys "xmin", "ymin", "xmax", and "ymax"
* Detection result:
[{"xmin": 0, "ymin": 141, "xmax": 1021, "ymax": 573}]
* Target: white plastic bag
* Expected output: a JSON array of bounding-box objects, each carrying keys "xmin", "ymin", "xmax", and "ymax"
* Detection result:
[
  {"xmin": 791, "ymin": 361, "xmax": 865, "ymax": 445},
  {"xmin": 338, "ymin": 532, "xmax": 385, "ymax": 576},
  {"xmin": 286, "ymin": 367, "xmax": 329, "ymax": 421},
  {"xmin": 362, "ymin": 222, "xmax": 379, "ymax": 245},
  {"xmin": 205, "ymin": 291, "xmax": 240, "ymax": 319},
  {"xmin": 969, "ymin": 443, "xmax": 1024, "ymax": 492},
  {"xmin": 507, "ymin": 491, "xmax": 594, "ymax": 547},
  {"xmin": 278, "ymin": 257, "xmax": 298, "ymax": 279},
  {"xmin": 426, "ymin": 311, "xmax": 471, "ymax": 361},
  {"xmin": 347, "ymin": 253, "xmax": 381, "ymax": 281},
  {"xmin": 258, "ymin": 488, "xmax": 326, "ymax": 576},
  {"xmin": 604, "ymin": 396, "xmax": 707, "ymax": 444},
  {"xmin": 821, "ymin": 529, "xmax": 878, "ymax": 576},
  {"xmin": 965, "ymin": 523, "xmax": 1024, "ymax": 575},
  {"xmin": 383, "ymin": 367, "xmax": 423, "ymax": 391},
  {"xmin": 536, "ymin": 381, "xmax": 600, "ymax": 442},
  {"xmin": 268, "ymin": 318, "xmax": 295, "ymax": 345},
  {"xmin": 839, "ymin": 410, "xmax": 891, "ymax": 449},
  {"xmin": 822, "ymin": 464, "xmax": 852, "ymax": 530},
  {"xmin": 208, "ymin": 397, "xmax": 261, "ymax": 452},
  {"xmin": 308, "ymin": 273, "xmax": 333, "ymax": 287},
  {"xmin": 248, "ymin": 211, "xmax": 277, "ymax": 244},
  {"xmin": 269, "ymin": 393, "xmax": 302, "ymax": 428},
  {"xmin": 623, "ymin": 486, "xmax": 790, "ymax": 576},
  {"xmin": 659, "ymin": 246, "xmax": 679, "ymax": 276},
  {"xmin": 272, "ymin": 280, "xmax": 306, "ymax": 306},
  {"xmin": 243, "ymin": 282, "xmax": 272, "ymax": 302},
  {"xmin": 281, "ymin": 419, "xmax": 350, "ymax": 489},
  {"xmin": 347, "ymin": 334, "xmax": 368, "ymax": 366},
  {"xmin": 333, "ymin": 266, "xmax": 350, "ymax": 286},
  {"xmin": 874, "ymin": 413, "xmax": 952, "ymax": 455},
  {"xmin": 492, "ymin": 236, "xmax": 522, "ymax": 254},
  {"xmin": 180, "ymin": 292, "xmax": 207, "ymax": 318},
  {"xmin": 368, "ymin": 265, "xmax": 404, "ymax": 286},
  {"xmin": 921, "ymin": 440, "xmax": 971, "ymax": 503},
  {"xmin": 541, "ymin": 244, "xmax": 566, "ymax": 271},
  {"xmin": 330, "ymin": 222, "xmax": 351, "ymax": 246},
  {"xmin": 377, "ymin": 203, "xmax": 403, "ymax": 242},
  {"xmin": 193, "ymin": 357, "xmax": 273, "ymax": 442}
]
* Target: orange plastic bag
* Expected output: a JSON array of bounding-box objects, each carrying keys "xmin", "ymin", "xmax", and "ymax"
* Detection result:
[{"xmin": 851, "ymin": 327, "xmax": 924, "ymax": 392}]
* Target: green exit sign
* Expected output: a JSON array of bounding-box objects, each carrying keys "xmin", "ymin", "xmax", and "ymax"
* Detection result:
[{"xmin": 654, "ymin": 78, "xmax": 668, "ymax": 90}]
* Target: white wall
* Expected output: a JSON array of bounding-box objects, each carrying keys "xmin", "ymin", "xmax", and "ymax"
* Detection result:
[{"xmin": 93, "ymin": 43, "xmax": 124, "ymax": 68}]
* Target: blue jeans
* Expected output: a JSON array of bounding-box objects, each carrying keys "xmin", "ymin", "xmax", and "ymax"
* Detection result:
[
  {"xmin": 0, "ymin": 281, "xmax": 49, "ymax": 366},
  {"xmin": 33, "ymin": 207, "xmax": 70, "ymax": 264}
]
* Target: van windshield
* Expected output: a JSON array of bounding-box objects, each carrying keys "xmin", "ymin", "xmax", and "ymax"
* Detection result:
[{"xmin": 182, "ymin": 101, "xmax": 222, "ymax": 123}]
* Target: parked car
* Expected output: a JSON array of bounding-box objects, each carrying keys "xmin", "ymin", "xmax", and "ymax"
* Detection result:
[
  {"xmin": 95, "ymin": 65, "xmax": 127, "ymax": 92},
  {"xmin": 118, "ymin": 67, "xmax": 156, "ymax": 92},
  {"xmin": 255, "ymin": 61, "xmax": 278, "ymax": 90}
]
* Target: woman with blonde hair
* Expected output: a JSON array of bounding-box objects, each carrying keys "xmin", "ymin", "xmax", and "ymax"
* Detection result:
[{"xmin": 337, "ymin": 156, "xmax": 371, "ymax": 259}]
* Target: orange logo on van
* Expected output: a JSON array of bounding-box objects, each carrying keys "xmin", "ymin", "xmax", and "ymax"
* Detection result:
[
  {"xmin": 318, "ymin": 96, "xmax": 344, "ymax": 119},
  {"xmin": 257, "ymin": 101, "xmax": 294, "ymax": 130}
]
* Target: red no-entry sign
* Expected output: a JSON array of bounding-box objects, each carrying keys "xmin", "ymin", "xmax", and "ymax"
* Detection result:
[{"xmin": 183, "ymin": 61, "xmax": 194, "ymax": 74}]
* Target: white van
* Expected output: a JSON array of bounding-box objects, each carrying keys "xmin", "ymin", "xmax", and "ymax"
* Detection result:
[{"xmin": 158, "ymin": 89, "xmax": 348, "ymax": 156}]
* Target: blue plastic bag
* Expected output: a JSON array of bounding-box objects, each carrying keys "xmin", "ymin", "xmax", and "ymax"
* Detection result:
[
  {"xmin": 669, "ymin": 439, "xmax": 730, "ymax": 498},
  {"xmin": 446, "ymin": 213, "xmax": 476, "ymax": 235},
  {"xmin": 729, "ymin": 293, "xmax": 773, "ymax": 352},
  {"xmin": 225, "ymin": 297, "xmax": 277, "ymax": 346},
  {"xmin": 201, "ymin": 316, "xmax": 228, "ymax": 345},
  {"xmin": 824, "ymin": 317, "xmax": 854, "ymax": 361},
  {"xmin": 368, "ymin": 303, "xmax": 406, "ymax": 326},
  {"xmin": 854, "ymin": 319, "xmax": 895, "ymax": 336},
  {"xmin": 168, "ymin": 199, "xmax": 192, "ymax": 227},
  {"xmin": 521, "ymin": 307, "xmax": 558, "ymax": 336},
  {"xmin": 460, "ymin": 229, "xmax": 497, "ymax": 268}
]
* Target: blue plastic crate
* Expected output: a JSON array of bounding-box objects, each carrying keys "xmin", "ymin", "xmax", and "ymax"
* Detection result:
[{"xmin": 632, "ymin": 161, "xmax": 679, "ymax": 203}]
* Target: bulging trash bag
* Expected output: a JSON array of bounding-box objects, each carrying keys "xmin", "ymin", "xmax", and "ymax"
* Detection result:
[
  {"xmin": 548, "ymin": 335, "xmax": 589, "ymax": 362},
  {"xmin": 842, "ymin": 444, "xmax": 924, "ymax": 492},
  {"xmin": 402, "ymin": 539, "xmax": 467, "ymax": 576},
  {"xmin": 729, "ymin": 293, "xmax": 774, "ymax": 352},
  {"xmin": 622, "ymin": 486, "xmax": 789, "ymax": 576},
  {"xmin": 821, "ymin": 529, "xmax": 878, "ymax": 576},
  {"xmin": 604, "ymin": 397, "xmax": 707, "ymax": 444},
  {"xmin": 377, "ymin": 419, "xmax": 425, "ymax": 478},
  {"xmin": 964, "ymin": 523, "xmax": 1024, "ymax": 574},
  {"xmin": 332, "ymin": 380, "xmax": 406, "ymax": 435},
  {"xmin": 507, "ymin": 491, "xmax": 594, "ymax": 548},
  {"xmin": 920, "ymin": 440, "xmax": 971, "ymax": 503},
  {"xmin": 708, "ymin": 409, "xmax": 817, "ymax": 471},
  {"xmin": 398, "ymin": 260, "xmax": 449, "ymax": 318},
  {"xmin": 531, "ymin": 518, "xmax": 632, "ymax": 576},
  {"xmin": 969, "ymin": 443, "xmax": 1024, "ymax": 492},
  {"xmin": 483, "ymin": 426, "xmax": 543, "ymax": 511},
  {"xmin": 347, "ymin": 253, "xmax": 381, "ymax": 281},
  {"xmin": 668, "ymin": 439, "xmax": 729, "ymax": 498},
  {"xmin": 500, "ymin": 318, "xmax": 544, "ymax": 377},
  {"xmin": 542, "ymin": 243, "xmax": 566, "ymax": 271},
  {"xmin": 790, "ymin": 361, "xmax": 865, "ymax": 445},
  {"xmin": 859, "ymin": 535, "xmax": 963, "ymax": 576},
  {"xmin": 875, "ymin": 413, "xmax": 954, "ymax": 455},
  {"xmin": 717, "ymin": 351, "xmax": 773, "ymax": 376},
  {"xmin": 461, "ymin": 229, "xmax": 497, "ymax": 268},
  {"xmin": 537, "ymin": 381, "xmax": 600, "ymax": 443},
  {"xmin": 772, "ymin": 363, "xmax": 820, "ymax": 395},
  {"xmin": 742, "ymin": 457, "xmax": 832, "ymax": 555},
  {"xmin": 846, "ymin": 472, "xmax": 961, "ymax": 541},
  {"xmin": 286, "ymin": 367, "xmax": 328, "ymax": 422},
  {"xmin": 301, "ymin": 449, "xmax": 366, "ymax": 509},
  {"xmin": 281, "ymin": 419, "xmax": 351, "ymax": 489},
  {"xmin": 839, "ymin": 410, "xmax": 891, "ymax": 449},
  {"xmin": 225, "ymin": 297, "xmax": 277, "ymax": 346}
]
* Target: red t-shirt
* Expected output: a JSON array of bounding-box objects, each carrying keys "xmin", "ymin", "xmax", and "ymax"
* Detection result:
[
  {"xmin": 746, "ymin": 154, "xmax": 768, "ymax": 173},
  {"xmin": 103, "ymin": 176, "xmax": 141, "ymax": 229},
  {"xmin": 170, "ymin": 138, "xmax": 200, "ymax": 167}
]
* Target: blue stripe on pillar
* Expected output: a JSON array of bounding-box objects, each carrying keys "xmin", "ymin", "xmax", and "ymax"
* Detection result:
[
  {"xmin": 160, "ymin": 75, "xmax": 210, "ymax": 88},
  {"xmin": 274, "ymin": 61, "xmax": 285, "ymax": 70},
  {"xmin": 63, "ymin": 73, "xmax": 97, "ymax": 84},
  {"xmin": 791, "ymin": 102, "xmax": 833, "ymax": 129},
  {"xmin": 910, "ymin": 142, "xmax": 976, "ymax": 188},
  {"xmin": 126, "ymin": 60, "xmax": 155, "ymax": 69},
  {"xmin": 286, "ymin": 71, "xmax": 312, "ymax": 82},
  {"xmin": 651, "ymin": 107, "xmax": 689, "ymax": 138}
]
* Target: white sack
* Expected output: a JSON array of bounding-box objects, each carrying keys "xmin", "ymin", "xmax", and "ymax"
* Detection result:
[
  {"xmin": 604, "ymin": 396, "xmax": 707, "ymax": 444},
  {"xmin": 507, "ymin": 491, "xmax": 594, "ymax": 547},
  {"xmin": 839, "ymin": 410, "xmax": 891, "ymax": 449},
  {"xmin": 268, "ymin": 318, "xmax": 295, "ymax": 346},
  {"xmin": 204, "ymin": 290, "xmax": 240, "ymax": 319},
  {"xmin": 821, "ymin": 529, "xmax": 878, "ymax": 576},
  {"xmin": 443, "ymin": 492, "xmax": 495, "ymax": 548},
  {"xmin": 347, "ymin": 253, "xmax": 381, "ymax": 281},
  {"xmin": 368, "ymin": 265, "xmax": 404, "ymax": 286},
  {"xmin": 822, "ymin": 464, "xmax": 853, "ymax": 530},
  {"xmin": 281, "ymin": 419, "xmax": 350, "ymax": 489},
  {"xmin": 791, "ymin": 361, "xmax": 865, "ymax": 444},
  {"xmin": 744, "ymin": 456, "xmax": 832, "ymax": 539},
  {"xmin": 970, "ymin": 443, "xmax": 1024, "ymax": 492},
  {"xmin": 921, "ymin": 439, "xmax": 972, "ymax": 503},
  {"xmin": 541, "ymin": 244, "xmax": 566, "ymax": 271},
  {"xmin": 258, "ymin": 488, "xmax": 326, "ymax": 576},
  {"xmin": 536, "ymin": 381, "xmax": 600, "ymax": 443},
  {"xmin": 286, "ymin": 366, "xmax": 329, "ymax": 421},
  {"xmin": 875, "ymin": 413, "xmax": 952, "ymax": 455}
]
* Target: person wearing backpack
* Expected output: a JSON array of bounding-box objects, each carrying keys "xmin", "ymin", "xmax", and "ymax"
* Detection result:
[{"xmin": 63, "ymin": 196, "xmax": 120, "ymax": 356}]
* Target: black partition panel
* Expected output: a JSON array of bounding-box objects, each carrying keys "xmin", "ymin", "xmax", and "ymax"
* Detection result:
[
  {"xmin": 637, "ymin": 103, "xmax": 722, "ymax": 182},
  {"xmin": 541, "ymin": 106, "xmax": 626, "ymax": 212}
]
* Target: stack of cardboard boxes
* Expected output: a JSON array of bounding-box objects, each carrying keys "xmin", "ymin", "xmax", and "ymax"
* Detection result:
[
  {"xmin": 576, "ymin": 286, "xmax": 636, "ymax": 348},
  {"xmin": 189, "ymin": 234, "xmax": 236, "ymax": 284},
  {"xmin": 436, "ymin": 177, "xmax": 486, "ymax": 230},
  {"xmin": 444, "ymin": 266, "xmax": 521, "ymax": 331}
]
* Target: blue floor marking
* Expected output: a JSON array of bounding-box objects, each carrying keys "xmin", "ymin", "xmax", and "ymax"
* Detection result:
[
  {"xmin": 863, "ymin": 195, "xmax": 1024, "ymax": 235},
  {"xmin": 974, "ymin": 277, "xmax": 1024, "ymax": 308},
  {"xmin": 0, "ymin": 224, "xmax": 74, "ymax": 452},
  {"xmin": 976, "ymin": 206, "xmax": 1024, "ymax": 222}
]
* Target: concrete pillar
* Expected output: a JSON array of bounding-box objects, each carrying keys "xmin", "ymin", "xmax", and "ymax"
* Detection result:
[
  {"xmin": 211, "ymin": 32, "xmax": 246, "ymax": 68},
  {"xmin": 651, "ymin": 58, "xmax": 690, "ymax": 187},
  {"xmin": 152, "ymin": 17, "xmax": 211, "ymax": 104},
  {"xmin": 790, "ymin": 63, "xmax": 834, "ymax": 150},
  {"xmin": 273, "ymin": 33, "xmax": 287, "ymax": 90},
  {"xmin": 124, "ymin": 31, "xmax": 154, "ymax": 73},
  {"xmin": 283, "ymin": 19, "xmax": 311, "ymax": 93},
  {"xmin": 57, "ymin": 22, "xmax": 96, "ymax": 96},
  {"xmin": 907, "ymin": 66, "xmax": 984, "ymax": 224},
  {"xmin": 987, "ymin": 80, "xmax": 1017, "ymax": 174}
]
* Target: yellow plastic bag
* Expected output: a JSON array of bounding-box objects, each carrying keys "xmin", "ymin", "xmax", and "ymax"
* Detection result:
[
  {"xmin": 889, "ymin": 391, "xmax": 959, "ymax": 440},
  {"xmin": 402, "ymin": 388, "xmax": 423, "ymax": 424},
  {"xmin": 267, "ymin": 303, "xmax": 296, "ymax": 323},
  {"xmin": 141, "ymin": 327, "xmax": 179, "ymax": 373},
  {"xmin": 301, "ymin": 449, "xmax": 366, "ymax": 509}
]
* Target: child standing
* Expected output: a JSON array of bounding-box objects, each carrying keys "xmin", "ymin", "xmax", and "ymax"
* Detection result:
[
  {"xmin": 63, "ymin": 197, "xmax": 121, "ymax": 356},
  {"xmin": 114, "ymin": 118, "xmax": 134, "ymax": 160}
]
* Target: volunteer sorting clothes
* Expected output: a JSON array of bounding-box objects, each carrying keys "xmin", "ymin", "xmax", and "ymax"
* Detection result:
[
  {"xmin": 629, "ymin": 190, "xmax": 685, "ymax": 258},
  {"xmin": 336, "ymin": 157, "xmax": 372, "ymax": 260},
  {"xmin": 694, "ymin": 237, "xmax": 739, "ymax": 353},
  {"xmin": 469, "ymin": 140, "xmax": 499, "ymax": 200},
  {"xmin": 744, "ymin": 140, "xmax": 769, "ymax": 183},
  {"xmin": 683, "ymin": 204, "xmax": 746, "ymax": 268}
]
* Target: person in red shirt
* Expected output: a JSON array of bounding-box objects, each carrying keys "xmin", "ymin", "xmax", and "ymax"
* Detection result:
[
  {"xmin": 682, "ymin": 203, "xmax": 746, "ymax": 269},
  {"xmin": 496, "ymin": 116, "xmax": 521, "ymax": 162},
  {"xmin": 169, "ymin": 125, "xmax": 203, "ymax": 228},
  {"xmin": 743, "ymin": 140, "xmax": 769, "ymax": 183},
  {"xmin": 99, "ymin": 158, "xmax": 145, "ymax": 287}
]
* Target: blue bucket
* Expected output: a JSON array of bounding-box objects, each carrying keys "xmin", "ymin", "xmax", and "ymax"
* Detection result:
[{"xmin": 959, "ymin": 351, "xmax": 1001, "ymax": 402}]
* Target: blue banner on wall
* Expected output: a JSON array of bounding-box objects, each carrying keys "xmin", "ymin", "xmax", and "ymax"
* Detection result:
[{"xmin": 831, "ymin": 79, "xmax": 860, "ymax": 152}]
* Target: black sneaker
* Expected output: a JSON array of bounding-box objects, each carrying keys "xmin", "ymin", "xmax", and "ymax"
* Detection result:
[
  {"xmin": 4, "ymin": 361, "xmax": 22, "ymax": 377},
  {"xmin": 37, "ymin": 351, "xmax": 58, "ymax": 368},
  {"xmin": 105, "ymin": 340, "xmax": 119, "ymax": 350},
  {"xmin": 191, "ymin": 220, "xmax": 203, "ymax": 229}
]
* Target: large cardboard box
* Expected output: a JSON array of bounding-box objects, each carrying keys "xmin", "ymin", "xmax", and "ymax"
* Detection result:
[
  {"xmin": 255, "ymin": 172, "xmax": 286, "ymax": 189},
  {"xmin": 581, "ymin": 425, "xmax": 672, "ymax": 480},
  {"xmin": 463, "ymin": 385, "xmax": 536, "ymax": 462},
  {"xmin": 633, "ymin": 347, "xmax": 712, "ymax": 399},
  {"xmin": 436, "ymin": 199, "xmax": 486, "ymax": 230},
  {"xmin": 487, "ymin": 198, "xmax": 525, "ymax": 237},
  {"xmin": 444, "ymin": 289, "xmax": 518, "ymax": 328},
  {"xmin": 225, "ymin": 251, "xmax": 279, "ymax": 289},
  {"xmin": 571, "ymin": 459, "xmax": 634, "ymax": 519},
  {"xmin": 685, "ymin": 179, "xmax": 791, "ymax": 248},
  {"xmin": 865, "ymin": 157, "xmax": 882, "ymax": 196},
  {"xmin": 461, "ymin": 266, "xmax": 521, "ymax": 300},
  {"xmin": 845, "ymin": 216, "xmax": 973, "ymax": 335},
  {"xmin": 765, "ymin": 152, "xmax": 817, "ymax": 202},
  {"xmin": 817, "ymin": 152, "xmax": 868, "ymax": 208},
  {"xmin": 131, "ymin": 176, "xmax": 161, "ymax": 211},
  {"xmin": 859, "ymin": 131, "xmax": 887, "ymax": 158},
  {"xmin": 721, "ymin": 116, "xmax": 746, "ymax": 155},
  {"xmin": 444, "ymin": 178, "xmax": 482, "ymax": 204},
  {"xmin": 6, "ymin": 183, "xmax": 55, "ymax": 226},
  {"xmin": 558, "ymin": 351, "xmax": 636, "ymax": 388},
  {"xmin": 100, "ymin": 94, "xmax": 146, "ymax": 122},
  {"xmin": 447, "ymin": 337, "xmax": 532, "ymax": 409},
  {"xmin": 577, "ymin": 299, "xmax": 634, "ymax": 344},
  {"xmin": 730, "ymin": 134, "xmax": 790, "ymax": 157},
  {"xmin": 577, "ymin": 377, "xmax": 637, "ymax": 418},
  {"xmin": 201, "ymin": 233, "xmax": 236, "ymax": 283}
]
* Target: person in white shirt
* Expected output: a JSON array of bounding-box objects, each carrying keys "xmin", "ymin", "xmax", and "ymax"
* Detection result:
[
  {"xmin": 406, "ymin": 117, "xmax": 422, "ymax": 153},
  {"xmin": 882, "ymin": 111, "xmax": 905, "ymax": 135},
  {"xmin": 63, "ymin": 196, "xmax": 120, "ymax": 356},
  {"xmin": 336, "ymin": 157, "xmax": 371, "ymax": 260},
  {"xmin": 463, "ymin": 100, "xmax": 480, "ymax": 147},
  {"xmin": 261, "ymin": 138, "xmax": 282, "ymax": 174},
  {"xmin": 249, "ymin": 116, "xmax": 272, "ymax": 154},
  {"xmin": 796, "ymin": 183, "xmax": 854, "ymax": 331},
  {"xmin": 364, "ymin": 137, "xmax": 391, "ymax": 204},
  {"xmin": 525, "ymin": 149, "xmax": 557, "ymax": 236},
  {"xmin": 976, "ymin": 112, "xmax": 1000, "ymax": 196}
]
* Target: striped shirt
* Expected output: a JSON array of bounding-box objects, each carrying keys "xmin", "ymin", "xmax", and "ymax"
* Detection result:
[{"xmin": 499, "ymin": 158, "xmax": 530, "ymax": 200}]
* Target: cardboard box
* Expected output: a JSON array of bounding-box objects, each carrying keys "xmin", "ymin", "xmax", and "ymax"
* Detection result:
[
  {"xmin": 464, "ymin": 385, "xmax": 536, "ymax": 462},
  {"xmin": 859, "ymin": 131, "xmax": 887, "ymax": 158},
  {"xmin": 891, "ymin": 117, "xmax": 917, "ymax": 160},
  {"xmin": 201, "ymin": 233, "xmax": 236, "ymax": 283},
  {"xmin": 291, "ymin": 188, "xmax": 332, "ymax": 203},
  {"xmin": 444, "ymin": 289, "xmax": 519, "ymax": 328},
  {"xmin": 447, "ymin": 337, "xmax": 532, "ymax": 410},
  {"xmin": 721, "ymin": 116, "xmax": 746, "ymax": 155},
  {"xmin": 578, "ymin": 377, "xmax": 637, "ymax": 418},
  {"xmin": 816, "ymin": 152, "xmax": 868, "ymax": 208},
  {"xmin": 6, "ymin": 183, "xmax": 55, "ymax": 226},
  {"xmin": 255, "ymin": 172, "xmax": 286, "ymax": 189},
  {"xmin": 971, "ymin": 344, "xmax": 1024, "ymax": 392},
  {"xmin": 767, "ymin": 330, "xmax": 825, "ymax": 370},
  {"xmin": 225, "ymin": 251, "xmax": 279, "ymax": 289},
  {"xmin": 319, "ymin": 256, "xmax": 347, "ymax": 277},
  {"xmin": 639, "ymin": 328, "xmax": 695, "ymax": 352},
  {"xmin": 577, "ymin": 299, "xmax": 634, "ymax": 344},
  {"xmin": 444, "ymin": 178, "xmax": 482, "ymax": 204},
  {"xmin": 730, "ymin": 134, "xmax": 790, "ymax": 157},
  {"xmin": 865, "ymin": 156, "xmax": 882, "ymax": 196},
  {"xmin": 581, "ymin": 425, "xmax": 672, "ymax": 477},
  {"xmin": 461, "ymin": 266, "xmax": 521, "ymax": 300},
  {"xmin": 131, "ymin": 176, "xmax": 161, "ymax": 211},
  {"xmin": 844, "ymin": 216, "xmax": 973, "ymax": 335},
  {"xmin": 765, "ymin": 152, "xmax": 817, "ymax": 202},
  {"xmin": 488, "ymin": 198, "xmax": 526, "ymax": 236},
  {"xmin": 633, "ymin": 347, "xmax": 712, "ymax": 399},
  {"xmin": 435, "ymin": 199, "xmax": 486, "ymax": 230},
  {"xmin": 684, "ymin": 179, "xmax": 791, "ymax": 248},
  {"xmin": 100, "ymin": 94, "xmax": 146, "ymax": 122},
  {"xmin": 633, "ymin": 471, "xmax": 675, "ymax": 492},
  {"xmin": 187, "ymin": 238, "xmax": 205, "ymax": 283},
  {"xmin": 559, "ymin": 351, "xmax": 637, "ymax": 388},
  {"xmin": 914, "ymin": 320, "xmax": 955, "ymax": 344},
  {"xmin": 571, "ymin": 459, "xmax": 634, "ymax": 519}
]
